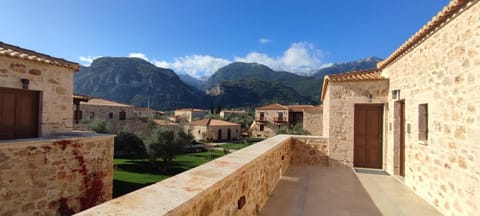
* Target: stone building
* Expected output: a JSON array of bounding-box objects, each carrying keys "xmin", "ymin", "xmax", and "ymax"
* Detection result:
[
  {"xmin": 174, "ymin": 108, "xmax": 207, "ymax": 122},
  {"xmin": 0, "ymin": 42, "xmax": 113, "ymax": 215},
  {"xmin": 250, "ymin": 103, "xmax": 323, "ymax": 138},
  {"xmin": 321, "ymin": 0, "xmax": 480, "ymax": 214},
  {"xmin": 73, "ymin": 96, "xmax": 164, "ymax": 132},
  {"xmin": 188, "ymin": 119, "xmax": 241, "ymax": 141}
]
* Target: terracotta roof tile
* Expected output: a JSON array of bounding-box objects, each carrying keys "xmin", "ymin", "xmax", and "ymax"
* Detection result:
[
  {"xmin": 190, "ymin": 119, "xmax": 239, "ymax": 126},
  {"xmin": 378, "ymin": 0, "xmax": 475, "ymax": 69},
  {"xmin": 176, "ymin": 108, "xmax": 206, "ymax": 112},
  {"xmin": 80, "ymin": 98, "xmax": 134, "ymax": 108},
  {"xmin": 256, "ymin": 103, "xmax": 288, "ymax": 110},
  {"xmin": 73, "ymin": 93, "xmax": 91, "ymax": 102},
  {"xmin": 0, "ymin": 41, "xmax": 80, "ymax": 71},
  {"xmin": 286, "ymin": 105, "xmax": 315, "ymax": 112},
  {"xmin": 321, "ymin": 69, "xmax": 385, "ymax": 101}
]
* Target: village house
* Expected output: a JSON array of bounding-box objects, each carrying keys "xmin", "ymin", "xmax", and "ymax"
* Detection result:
[
  {"xmin": 77, "ymin": 1, "xmax": 480, "ymax": 215},
  {"xmin": 73, "ymin": 95, "xmax": 164, "ymax": 131},
  {"xmin": 188, "ymin": 119, "xmax": 241, "ymax": 141},
  {"xmin": 174, "ymin": 108, "xmax": 207, "ymax": 122},
  {"xmin": 250, "ymin": 103, "xmax": 323, "ymax": 137},
  {"xmin": 0, "ymin": 42, "xmax": 114, "ymax": 215}
]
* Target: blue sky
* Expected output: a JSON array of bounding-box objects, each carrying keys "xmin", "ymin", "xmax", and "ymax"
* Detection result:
[{"xmin": 1, "ymin": 0, "xmax": 449, "ymax": 79}]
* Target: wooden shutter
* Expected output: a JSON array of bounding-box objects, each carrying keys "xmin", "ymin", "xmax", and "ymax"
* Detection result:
[{"xmin": 418, "ymin": 104, "xmax": 428, "ymax": 141}]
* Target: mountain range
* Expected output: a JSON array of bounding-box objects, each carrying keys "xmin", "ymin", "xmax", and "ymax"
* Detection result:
[{"xmin": 74, "ymin": 56, "xmax": 381, "ymax": 110}]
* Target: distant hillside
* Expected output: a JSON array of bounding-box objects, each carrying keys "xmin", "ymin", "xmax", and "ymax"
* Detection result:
[
  {"xmin": 207, "ymin": 79, "xmax": 315, "ymax": 108},
  {"xmin": 178, "ymin": 74, "xmax": 205, "ymax": 90},
  {"xmin": 206, "ymin": 62, "xmax": 323, "ymax": 102},
  {"xmin": 312, "ymin": 56, "xmax": 382, "ymax": 79},
  {"xmin": 74, "ymin": 57, "xmax": 204, "ymax": 110}
]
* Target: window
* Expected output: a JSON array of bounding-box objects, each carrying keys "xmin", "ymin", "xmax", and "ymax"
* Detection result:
[
  {"xmin": 119, "ymin": 111, "xmax": 126, "ymax": 120},
  {"xmin": 260, "ymin": 125, "xmax": 264, "ymax": 131},
  {"xmin": 418, "ymin": 104, "xmax": 428, "ymax": 141},
  {"xmin": 109, "ymin": 112, "xmax": 114, "ymax": 119},
  {"xmin": 198, "ymin": 130, "xmax": 201, "ymax": 134},
  {"xmin": 90, "ymin": 112, "xmax": 95, "ymax": 119},
  {"xmin": 260, "ymin": 112, "xmax": 265, "ymax": 120},
  {"xmin": 278, "ymin": 112, "xmax": 283, "ymax": 121}
]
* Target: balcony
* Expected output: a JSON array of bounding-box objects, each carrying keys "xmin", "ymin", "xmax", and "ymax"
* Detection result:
[
  {"xmin": 255, "ymin": 117, "xmax": 267, "ymax": 122},
  {"xmin": 77, "ymin": 135, "xmax": 440, "ymax": 216},
  {"xmin": 273, "ymin": 117, "xmax": 287, "ymax": 123}
]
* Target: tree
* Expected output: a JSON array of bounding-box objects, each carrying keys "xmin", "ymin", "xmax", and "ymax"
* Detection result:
[
  {"xmin": 144, "ymin": 127, "xmax": 193, "ymax": 172},
  {"xmin": 88, "ymin": 119, "xmax": 112, "ymax": 133},
  {"xmin": 114, "ymin": 132, "xmax": 146, "ymax": 158},
  {"xmin": 276, "ymin": 124, "xmax": 310, "ymax": 135}
]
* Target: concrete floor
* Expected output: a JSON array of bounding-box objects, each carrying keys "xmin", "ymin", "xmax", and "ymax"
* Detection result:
[{"xmin": 260, "ymin": 166, "xmax": 441, "ymax": 216}]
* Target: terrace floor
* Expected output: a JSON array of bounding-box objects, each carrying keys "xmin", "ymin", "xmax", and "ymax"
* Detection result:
[{"xmin": 260, "ymin": 166, "xmax": 441, "ymax": 216}]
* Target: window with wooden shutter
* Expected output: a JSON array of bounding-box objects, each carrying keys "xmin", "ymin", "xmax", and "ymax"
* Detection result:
[
  {"xmin": 418, "ymin": 104, "xmax": 428, "ymax": 141},
  {"xmin": 119, "ymin": 111, "xmax": 126, "ymax": 120}
]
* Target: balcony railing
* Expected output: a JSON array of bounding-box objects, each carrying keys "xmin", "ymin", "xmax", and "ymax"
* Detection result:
[{"xmin": 256, "ymin": 117, "xmax": 267, "ymax": 122}]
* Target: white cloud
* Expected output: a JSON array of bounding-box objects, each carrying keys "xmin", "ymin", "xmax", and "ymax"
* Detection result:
[
  {"xmin": 153, "ymin": 55, "xmax": 231, "ymax": 78},
  {"xmin": 78, "ymin": 56, "xmax": 101, "ymax": 66},
  {"xmin": 259, "ymin": 38, "xmax": 271, "ymax": 44},
  {"xmin": 128, "ymin": 52, "xmax": 149, "ymax": 61},
  {"xmin": 235, "ymin": 42, "xmax": 331, "ymax": 75}
]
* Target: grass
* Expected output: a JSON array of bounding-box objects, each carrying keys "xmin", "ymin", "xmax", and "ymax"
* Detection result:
[
  {"xmin": 113, "ymin": 150, "xmax": 224, "ymax": 197},
  {"xmin": 222, "ymin": 142, "xmax": 252, "ymax": 150}
]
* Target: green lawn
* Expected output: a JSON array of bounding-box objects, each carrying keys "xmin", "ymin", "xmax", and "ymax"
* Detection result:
[
  {"xmin": 222, "ymin": 142, "xmax": 253, "ymax": 150},
  {"xmin": 113, "ymin": 150, "xmax": 224, "ymax": 197}
]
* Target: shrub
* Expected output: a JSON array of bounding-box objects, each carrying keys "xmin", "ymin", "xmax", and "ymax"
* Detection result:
[{"xmin": 88, "ymin": 119, "xmax": 111, "ymax": 133}]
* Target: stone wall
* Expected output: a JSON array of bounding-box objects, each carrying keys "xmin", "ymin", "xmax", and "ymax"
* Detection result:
[
  {"xmin": 381, "ymin": 1, "xmax": 480, "ymax": 215},
  {"xmin": 323, "ymin": 80, "xmax": 389, "ymax": 167},
  {"xmin": 303, "ymin": 110, "xmax": 323, "ymax": 136},
  {"xmin": 290, "ymin": 136, "xmax": 329, "ymax": 166},
  {"xmin": 0, "ymin": 57, "xmax": 75, "ymax": 136},
  {"xmin": 0, "ymin": 133, "xmax": 114, "ymax": 216},
  {"xmin": 77, "ymin": 135, "xmax": 293, "ymax": 216}
]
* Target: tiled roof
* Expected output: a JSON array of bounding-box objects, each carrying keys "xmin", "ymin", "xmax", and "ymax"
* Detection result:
[
  {"xmin": 73, "ymin": 93, "xmax": 91, "ymax": 102},
  {"xmin": 286, "ymin": 105, "xmax": 315, "ymax": 112},
  {"xmin": 0, "ymin": 41, "xmax": 80, "ymax": 71},
  {"xmin": 378, "ymin": 0, "xmax": 474, "ymax": 69},
  {"xmin": 190, "ymin": 119, "xmax": 240, "ymax": 126},
  {"xmin": 321, "ymin": 69, "xmax": 385, "ymax": 101},
  {"xmin": 80, "ymin": 98, "xmax": 134, "ymax": 108},
  {"xmin": 303, "ymin": 106, "xmax": 323, "ymax": 113},
  {"xmin": 256, "ymin": 103, "xmax": 288, "ymax": 110},
  {"xmin": 176, "ymin": 108, "xmax": 206, "ymax": 112}
]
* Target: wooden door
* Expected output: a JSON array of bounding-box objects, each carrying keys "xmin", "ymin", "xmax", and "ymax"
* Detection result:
[
  {"xmin": 217, "ymin": 129, "xmax": 222, "ymax": 141},
  {"xmin": 354, "ymin": 104, "xmax": 383, "ymax": 168},
  {"xmin": 227, "ymin": 128, "xmax": 231, "ymax": 140},
  {"xmin": 0, "ymin": 87, "xmax": 39, "ymax": 139}
]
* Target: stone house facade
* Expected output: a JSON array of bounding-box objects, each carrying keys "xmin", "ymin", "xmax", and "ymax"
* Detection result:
[
  {"xmin": 321, "ymin": 1, "xmax": 480, "ymax": 215},
  {"xmin": 187, "ymin": 119, "xmax": 241, "ymax": 141},
  {"xmin": 73, "ymin": 96, "xmax": 163, "ymax": 132},
  {"xmin": 0, "ymin": 42, "xmax": 114, "ymax": 215},
  {"xmin": 174, "ymin": 108, "xmax": 207, "ymax": 122},
  {"xmin": 251, "ymin": 103, "xmax": 323, "ymax": 138}
]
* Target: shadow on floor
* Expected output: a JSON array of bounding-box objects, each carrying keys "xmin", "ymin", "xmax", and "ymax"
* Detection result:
[{"xmin": 260, "ymin": 166, "xmax": 383, "ymax": 216}]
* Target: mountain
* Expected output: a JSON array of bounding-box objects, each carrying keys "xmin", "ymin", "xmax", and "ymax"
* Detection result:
[
  {"xmin": 207, "ymin": 79, "xmax": 315, "ymax": 108},
  {"xmin": 206, "ymin": 62, "xmax": 324, "ymax": 102},
  {"xmin": 312, "ymin": 56, "xmax": 382, "ymax": 79},
  {"xmin": 74, "ymin": 57, "xmax": 204, "ymax": 110},
  {"xmin": 178, "ymin": 74, "xmax": 205, "ymax": 90}
]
